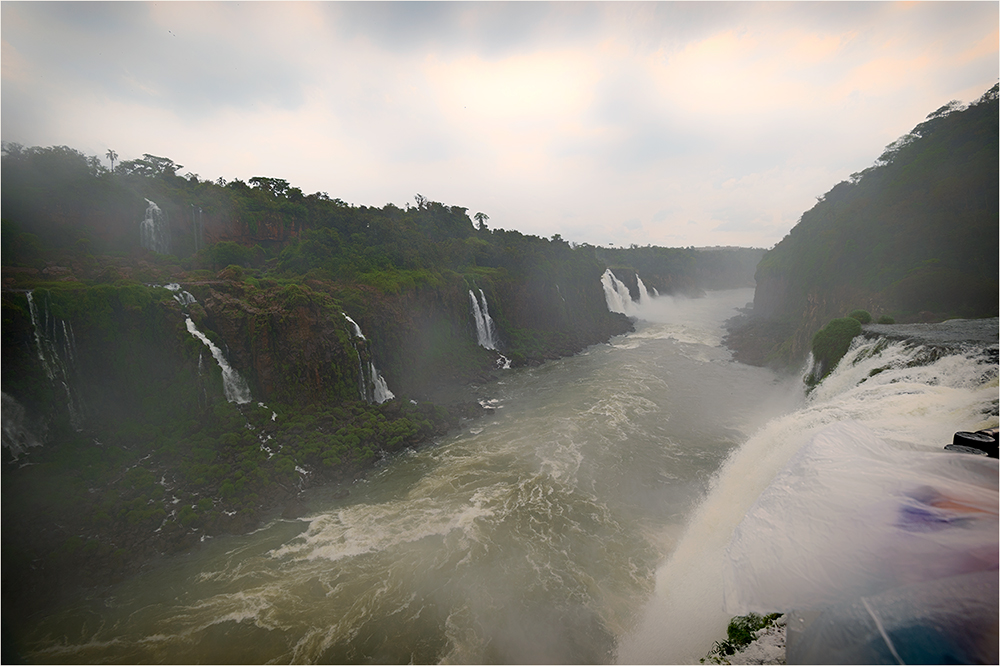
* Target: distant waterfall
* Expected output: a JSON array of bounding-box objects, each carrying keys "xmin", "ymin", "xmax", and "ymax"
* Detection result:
[
  {"xmin": 601, "ymin": 269, "xmax": 638, "ymax": 315},
  {"xmin": 184, "ymin": 317, "xmax": 252, "ymax": 404},
  {"xmin": 26, "ymin": 291, "xmax": 84, "ymax": 429},
  {"xmin": 343, "ymin": 314, "xmax": 394, "ymax": 404},
  {"xmin": 140, "ymin": 199, "xmax": 170, "ymax": 254},
  {"xmin": 636, "ymin": 276, "xmax": 652, "ymax": 303},
  {"xmin": 470, "ymin": 289, "xmax": 498, "ymax": 350}
]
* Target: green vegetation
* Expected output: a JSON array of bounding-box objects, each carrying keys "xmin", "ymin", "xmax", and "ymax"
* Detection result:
[
  {"xmin": 0, "ymin": 139, "xmax": 636, "ymax": 616},
  {"xmin": 848, "ymin": 309, "xmax": 872, "ymax": 324},
  {"xmin": 702, "ymin": 612, "xmax": 783, "ymax": 663},
  {"xmin": 809, "ymin": 316, "xmax": 863, "ymax": 383},
  {"xmin": 736, "ymin": 85, "xmax": 998, "ymax": 367},
  {"xmin": 877, "ymin": 315, "xmax": 895, "ymax": 325}
]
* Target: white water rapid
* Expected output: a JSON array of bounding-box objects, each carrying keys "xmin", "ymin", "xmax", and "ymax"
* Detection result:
[
  {"xmin": 22, "ymin": 289, "xmax": 997, "ymax": 664},
  {"xmin": 184, "ymin": 317, "xmax": 252, "ymax": 404},
  {"xmin": 140, "ymin": 199, "xmax": 170, "ymax": 254}
]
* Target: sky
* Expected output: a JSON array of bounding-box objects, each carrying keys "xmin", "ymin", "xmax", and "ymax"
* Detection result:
[{"xmin": 2, "ymin": 2, "xmax": 997, "ymax": 249}]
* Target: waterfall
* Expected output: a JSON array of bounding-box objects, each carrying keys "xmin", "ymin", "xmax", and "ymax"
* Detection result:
[
  {"xmin": 343, "ymin": 314, "xmax": 394, "ymax": 404},
  {"xmin": 184, "ymin": 317, "xmax": 252, "ymax": 404},
  {"xmin": 601, "ymin": 269, "xmax": 637, "ymax": 315},
  {"xmin": 617, "ymin": 329, "xmax": 999, "ymax": 663},
  {"xmin": 469, "ymin": 289, "xmax": 498, "ymax": 350},
  {"xmin": 165, "ymin": 283, "xmax": 197, "ymax": 307},
  {"xmin": 636, "ymin": 276, "xmax": 652, "ymax": 303},
  {"xmin": 140, "ymin": 199, "xmax": 170, "ymax": 254},
  {"xmin": 26, "ymin": 291, "xmax": 84, "ymax": 430},
  {"xmin": 343, "ymin": 314, "xmax": 365, "ymax": 340},
  {"xmin": 370, "ymin": 363, "xmax": 395, "ymax": 404}
]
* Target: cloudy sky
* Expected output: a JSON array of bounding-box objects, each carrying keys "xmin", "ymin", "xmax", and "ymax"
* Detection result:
[{"xmin": 3, "ymin": 2, "xmax": 997, "ymax": 248}]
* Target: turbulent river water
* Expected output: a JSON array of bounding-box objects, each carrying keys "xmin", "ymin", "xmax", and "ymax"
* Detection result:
[{"xmin": 23, "ymin": 288, "xmax": 998, "ymax": 664}]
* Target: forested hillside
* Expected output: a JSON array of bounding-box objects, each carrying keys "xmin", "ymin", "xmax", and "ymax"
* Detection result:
[
  {"xmin": 727, "ymin": 84, "xmax": 999, "ymax": 366},
  {"xmin": 1, "ymin": 146, "xmax": 642, "ymax": 615}
]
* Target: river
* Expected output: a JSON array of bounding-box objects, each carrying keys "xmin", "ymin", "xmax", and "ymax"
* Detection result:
[{"xmin": 22, "ymin": 288, "xmax": 997, "ymax": 664}]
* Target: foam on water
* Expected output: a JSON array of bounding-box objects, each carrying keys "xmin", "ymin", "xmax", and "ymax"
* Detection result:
[
  {"xmin": 18, "ymin": 289, "xmax": 835, "ymax": 664},
  {"xmin": 616, "ymin": 336, "xmax": 998, "ymax": 663}
]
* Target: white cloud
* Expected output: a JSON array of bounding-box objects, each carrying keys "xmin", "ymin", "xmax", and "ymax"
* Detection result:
[{"xmin": 1, "ymin": 1, "xmax": 997, "ymax": 249}]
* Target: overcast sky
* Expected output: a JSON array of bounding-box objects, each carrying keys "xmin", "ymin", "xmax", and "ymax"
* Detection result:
[{"xmin": 3, "ymin": 2, "xmax": 997, "ymax": 248}]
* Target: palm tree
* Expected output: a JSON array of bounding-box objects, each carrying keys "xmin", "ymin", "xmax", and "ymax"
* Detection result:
[
  {"xmin": 106, "ymin": 149, "xmax": 118, "ymax": 172},
  {"xmin": 474, "ymin": 211, "xmax": 489, "ymax": 231}
]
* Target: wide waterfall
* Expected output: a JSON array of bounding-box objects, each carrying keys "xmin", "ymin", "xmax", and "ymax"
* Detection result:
[
  {"xmin": 601, "ymin": 269, "xmax": 638, "ymax": 315},
  {"xmin": 343, "ymin": 313, "xmax": 394, "ymax": 404},
  {"xmin": 469, "ymin": 289, "xmax": 498, "ymax": 349},
  {"xmin": 617, "ymin": 323, "xmax": 998, "ymax": 663},
  {"xmin": 20, "ymin": 290, "xmax": 997, "ymax": 664},
  {"xmin": 140, "ymin": 199, "xmax": 170, "ymax": 254},
  {"xmin": 184, "ymin": 317, "xmax": 252, "ymax": 404}
]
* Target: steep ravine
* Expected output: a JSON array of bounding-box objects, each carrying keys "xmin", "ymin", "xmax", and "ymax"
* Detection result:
[{"xmin": 1, "ymin": 270, "xmax": 631, "ymax": 624}]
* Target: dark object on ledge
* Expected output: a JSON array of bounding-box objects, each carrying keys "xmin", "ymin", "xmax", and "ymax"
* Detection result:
[{"xmin": 944, "ymin": 430, "xmax": 998, "ymax": 458}]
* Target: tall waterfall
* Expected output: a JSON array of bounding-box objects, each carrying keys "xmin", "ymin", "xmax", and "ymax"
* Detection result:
[
  {"xmin": 636, "ymin": 276, "xmax": 653, "ymax": 302},
  {"xmin": 343, "ymin": 314, "xmax": 394, "ymax": 404},
  {"xmin": 140, "ymin": 199, "xmax": 170, "ymax": 254},
  {"xmin": 26, "ymin": 291, "xmax": 84, "ymax": 430},
  {"xmin": 601, "ymin": 269, "xmax": 639, "ymax": 315},
  {"xmin": 184, "ymin": 317, "xmax": 252, "ymax": 404},
  {"xmin": 469, "ymin": 289, "xmax": 498, "ymax": 350}
]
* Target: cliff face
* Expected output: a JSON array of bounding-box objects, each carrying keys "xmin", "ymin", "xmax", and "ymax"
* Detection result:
[
  {"xmin": 192, "ymin": 282, "xmax": 360, "ymax": 405},
  {"xmin": 728, "ymin": 85, "xmax": 999, "ymax": 368}
]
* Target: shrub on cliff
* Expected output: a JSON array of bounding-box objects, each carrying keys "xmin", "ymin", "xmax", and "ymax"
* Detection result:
[
  {"xmin": 848, "ymin": 309, "xmax": 872, "ymax": 324},
  {"xmin": 809, "ymin": 316, "xmax": 862, "ymax": 382}
]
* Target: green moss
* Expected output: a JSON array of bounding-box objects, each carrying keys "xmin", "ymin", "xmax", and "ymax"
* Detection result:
[{"xmin": 810, "ymin": 316, "xmax": 863, "ymax": 382}]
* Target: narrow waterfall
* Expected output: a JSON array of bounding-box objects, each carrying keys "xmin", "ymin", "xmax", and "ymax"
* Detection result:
[
  {"xmin": 343, "ymin": 314, "xmax": 365, "ymax": 339},
  {"xmin": 469, "ymin": 289, "xmax": 498, "ymax": 350},
  {"xmin": 601, "ymin": 269, "xmax": 638, "ymax": 315},
  {"xmin": 370, "ymin": 363, "xmax": 395, "ymax": 404},
  {"xmin": 184, "ymin": 317, "xmax": 252, "ymax": 404},
  {"xmin": 26, "ymin": 291, "xmax": 84, "ymax": 429},
  {"xmin": 343, "ymin": 314, "xmax": 394, "ymax": 404},
  {"xmin": 140, "ymin": 199, "xmax": 170, "ymax": 254},
  {"xmin": 636, "ymin": 276, "xmax": 652, "ymax": 302}
]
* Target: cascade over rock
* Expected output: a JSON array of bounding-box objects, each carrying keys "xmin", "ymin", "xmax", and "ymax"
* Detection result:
[
  {"xmin": 184, "ymin": 317, "xmax": 252, "ymax": 404},
  {"xmin": 602, "ymin": 269, "xmax": 638, "ymax": 315},
  {"xmin": 343, "ymin": 312, "xmax": 395, "ymax": 404},
  {"xmin": 140, "ymin": 199, "xmax": 170, "ymax": 254},
  {"xmin": 470, "ymin": 289, "xmax": 499, "ymax": 350}
]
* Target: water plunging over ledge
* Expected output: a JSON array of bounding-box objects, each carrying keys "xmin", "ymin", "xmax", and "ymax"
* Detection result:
[{"xmin": 21, "ymin": 289, "xmax": 996, "ymax": 664}]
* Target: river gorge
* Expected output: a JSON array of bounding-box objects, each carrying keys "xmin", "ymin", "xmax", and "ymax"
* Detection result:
[{"xmin": 18, "ymin": 287, "xmax": 997, "ymax": 663}]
